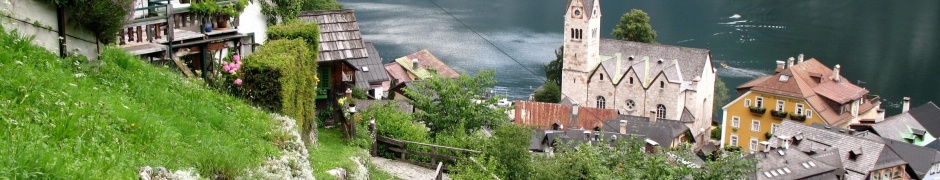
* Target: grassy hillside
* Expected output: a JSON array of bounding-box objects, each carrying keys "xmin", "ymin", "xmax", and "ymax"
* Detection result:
[{"xmin": 0, "ymin": 27, "xmax": 281, "ymax": 179}]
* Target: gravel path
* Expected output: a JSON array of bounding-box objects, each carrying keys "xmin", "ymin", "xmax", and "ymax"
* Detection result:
[{"xmin": 371, "ymin": 157, "xmax": 451, "ymax": 180}]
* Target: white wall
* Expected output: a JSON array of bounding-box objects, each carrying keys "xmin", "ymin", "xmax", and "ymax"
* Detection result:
[{"xmin": 0, "ymin": 0, "xmax": 100, "ymax": 59}]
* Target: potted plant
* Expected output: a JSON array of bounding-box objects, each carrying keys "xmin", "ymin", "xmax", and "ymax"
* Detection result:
[
  {"xmin": 771, "ymin": 110, "xmax": 788, "ymax": 118},
  {"xmin": 749, "ymin": 106, "xmax": 767, "ymax": 115},
  {"xmin": 765, "ymin": 132, "xmax": 773, "ymax": 139},
  {"xmin": 214, "ymin": 0, "xmax": 248, "ymax": 29},
  {"xmin": 190, "ymin": 0, "xmax": 221, "ymax": 32},
  {"xmin": 789, "ymin": 113, "xmax": 807, "ymax": 121}
]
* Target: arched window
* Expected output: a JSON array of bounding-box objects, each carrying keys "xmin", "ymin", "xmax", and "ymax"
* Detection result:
[
  {"xmin": 551, "ymin": 123, "xmax": 560, "ymax": 130},
  {"xmin": 625, "ymin": 100, "xmax": 636, "ymax": 111},
  {"xmin": 657, "ymin": 104, "xmax": 666, "ymax": 119},
  {"xmin": 597, "ymin": 96, "xmax": 606, "ymax": 109},
  {"xmin": 570, "ymin": 28, "xmax": 575, "ymax": 39}
]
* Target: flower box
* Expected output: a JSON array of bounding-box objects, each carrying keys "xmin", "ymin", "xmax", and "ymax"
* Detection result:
[
  {"xmin": 789, "ymin": 113, "xmax": 807, "ymax": 121},
  {"xmin": 771, "ymin": 110, "xmax": 788, "ymax": 119},
  {"xmin": 749, "ymin": 106, "xmax": 767, "ymax": 115}
]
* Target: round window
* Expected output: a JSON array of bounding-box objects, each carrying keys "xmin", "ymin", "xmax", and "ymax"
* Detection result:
[{"xmin": 626, "ymin": 100, "xmax": 636, "ymax": 111}]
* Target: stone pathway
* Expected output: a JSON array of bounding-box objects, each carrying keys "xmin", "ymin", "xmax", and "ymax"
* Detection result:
[{"xmin": 370, "ymin": 157, "xmax": 451, "ymax": 180}]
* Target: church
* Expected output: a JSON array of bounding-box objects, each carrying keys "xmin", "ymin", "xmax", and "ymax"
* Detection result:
[{"xmin": 559, "ymin": 0, "xmax": 717, "ymax": 144}]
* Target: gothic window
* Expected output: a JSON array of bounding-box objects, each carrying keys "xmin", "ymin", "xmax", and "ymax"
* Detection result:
[
  {"xmin": 597, "ymin": 96, "xmax": 606, "ymax": 109},
  {"xmin": 657, "ymin": 104, "xmax": 666, "ymax": 119},
  {"xmin": 625, "ymin": 100, "xmax": 636, "ymax": 111},
  {"xmin": 570, "ymin": 28, "xmax": 574, "ymax": 39}
]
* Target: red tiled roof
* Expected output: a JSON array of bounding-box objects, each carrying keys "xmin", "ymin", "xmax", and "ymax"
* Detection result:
[
  {"xmin": 514, "ymin": 101, "xmax": 617, "ymax": 130},
  {"xmin": 737, "ymin": 58, "xmax": 877, "ymax": 125}
]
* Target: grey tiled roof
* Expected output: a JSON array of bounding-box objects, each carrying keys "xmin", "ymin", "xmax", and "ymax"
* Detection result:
[
  {"xmin": 753, "ymin": 148, "xmax": 841, "ymax": 180},
  {"xmin": 910, "ymin": 102, "xmax": 940, "ymax": 136},
  {"xmin": 882, "ymin": 138, "xmax": 940, "ymax": 179},
  {"xmin": 601, "ymin": 115, "xmax": 689, "ymax": 148},
  {"xmin": 775, "ymin": 121, "xmax": 907, "ymax": 179},
  {"xmin": 348, "ymin": 42, "xmax": 389, "ymax": 90},
  {"xmin": 598, "ymin": 39, "xmax": 710, "ymax": 82},
  {"xmin": 680, "ymin": 107, "xmax": 696, "ymax": 123},
  {"xmin": 871, "ymin": 112, "xmax": 926, "ymax": 142},
  {"xmin": 565, "ymin": 0, "xmax": 596, "ymax": 19},
  {"xmin": 298, "ymin": 10, "xmax": 369, "ymax": 62}
]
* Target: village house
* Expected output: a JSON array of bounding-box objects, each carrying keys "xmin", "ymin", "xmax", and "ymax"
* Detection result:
[
  {"xmin": 768, "ymin": 120, "xmax": 915, "ymax": 180},
  {"xmin": 720, "ymin": 55, "xmax": 882, "ymax": 152},
  {"xmin": 515, "ymin": 101, "xmax": 694, "ymax": 151},
  {"xmin": 860, "ymin": 101, "xmax": 940, "ymax": 147},
  {"xmin": 560, "ymin": 0, "xmax": 716, "ymax": 147},
  {"xmin": 382, "ymin": 50, "xmax": 460, "ymax": 100},
  {"xmin": 298, "ymin": 10, "xmax": 389, "ymax": 100}
]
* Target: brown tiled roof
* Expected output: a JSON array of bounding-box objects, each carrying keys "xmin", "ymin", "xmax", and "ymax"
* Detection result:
[
  {"xmin": 384, "ymin": 50, "xmax": 460, "ymax": 88},
  {"xmin": 737, "ymin": 58, "xmax": 878, "ymax": 125},
  {"xmin": 514, "ymin": 101, "xmax": 617, "ymax": 130},
  {"xmin": 298, "ymin": 10, "xmax": 369, "ymax": 62}
]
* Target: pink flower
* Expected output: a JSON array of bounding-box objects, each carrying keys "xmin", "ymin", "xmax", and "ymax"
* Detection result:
[
  {"xmin": 233, "ymin": 54, "xmax": 240, "ymax": 63},
  {"xmin": 223, "ymin": 64, "xmax": 233, "ymax": 72},
  {"xmin": 229, "ymin": 69, "xmax": 237, "ymax": 75},
  {"xmin": 234, "ymin": 78, "xmax": 243, "ymax": 85}
]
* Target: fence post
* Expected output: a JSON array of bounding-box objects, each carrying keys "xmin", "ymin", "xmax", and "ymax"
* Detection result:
[
  {"xmin": 431, "ymin": 146, "xmax": 437, "ymax": 165},
  {"xmin": 369, "ymin": 117, "xmax": 376, "ymax": 157}
]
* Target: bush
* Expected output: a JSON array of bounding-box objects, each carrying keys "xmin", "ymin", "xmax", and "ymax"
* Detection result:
[
  {"xmin": 259, "ymin": 0, "xmax": 303, "ymax": 25},
  {"xmin": 267, "ymin": 20, "xmax": 320, "ymax": 49},
  {"xmin": 43, "ymin": 0, "xmax": 135, "ymax": 44},
  {"xmin": 241, "ymin": 39, "xmax": 318, "ymax": 139},
  {"xmin": 711, "ymin": 126, "xmax": 722, "ymax": 140},
  {"xmin": 533, "ymin": 81, "xmax": 560, "ymax": 103},
  {"xmin": 303, "ymin": 0, "xmax": 343, "ymax": 11}
]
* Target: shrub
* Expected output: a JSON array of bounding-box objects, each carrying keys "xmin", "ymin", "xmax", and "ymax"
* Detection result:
[
  {"xmin": 42, "ymin": 0, "xmax": 135, "ymax": 44},
  {"xmin": 258, "ymin": 0, "xmax": 303, "ymax": 25},
  {"xmin": 533, "ymin": 81, "xmax": 560, "ymax": 103},
  {"xmin": 267, "ymin": 20, "xmax": 320, "ymax": 49},
  {"xmin": 241, "ymin": 39, "xmax": 318, "ymax": 139},
  {"xmin": 711, "ymin": 126, "xmax": 722, "ymax": 140},
  {"xmin": 303, "ymin": 0, "xmax": 343, "ymax": 11}
]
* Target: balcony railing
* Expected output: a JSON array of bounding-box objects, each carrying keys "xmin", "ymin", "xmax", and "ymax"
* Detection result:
[{"xmin": 117, "ymin": 0, "xmax": 239, "ymax": 46}]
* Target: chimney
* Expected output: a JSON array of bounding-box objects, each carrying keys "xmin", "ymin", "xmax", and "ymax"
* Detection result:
[
  {"xmin": 572, "ymin": 103, "xmax": 580, "ymax": 115},
  {"xmin": 798, "ymin": 54, "xmax": 805, "ymax": 63},
  {"xmin": 776, "ymin": 60, "xmax": 786, "ymax": 70},
  {"xmin": 583, "ymin": 130, "xmax": 591, "ymax": 141},
  {"xmin": 875, "ymin": 109, "xmax": 886, "ymax": 122},
  {"xmin": 902, "ymin": 97, "xmax": 911, "ymax": 112},
  {"xmin": 649, "ymin": 110, "xmax": 657, "ymax": 123},
  {"xmin": 619, "ymin": 120, "xmax": 627, "ymax": 134},
  {"xmin": 787, "ymin": 57, "xmax": 795, "ymax": 68},
  {"xmin": 831, "ymin": 64, "xmax": 841, "ymax": 82},
  {"xmin": 412, "ymin": 58, "xmax": 420, "ymax": 69}
]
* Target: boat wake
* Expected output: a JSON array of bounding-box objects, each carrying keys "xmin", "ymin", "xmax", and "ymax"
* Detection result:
[{"xmin": 717, "ymin": 62, "xmax": 771, "ymax": 78}]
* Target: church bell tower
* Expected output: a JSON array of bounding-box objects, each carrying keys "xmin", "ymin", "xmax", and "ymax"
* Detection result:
[{"xmin": 561, "ymin": 0, "xmax": 601, "ymax": 106}]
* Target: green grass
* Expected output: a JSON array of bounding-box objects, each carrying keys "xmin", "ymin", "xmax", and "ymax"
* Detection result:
[
  {"xmin": 0, "ymin": 27, "xmax": 280, "ymax": 179},
  {"xmin": 309, "ymin": 128, "xmax": 400, "ymax": 180}
]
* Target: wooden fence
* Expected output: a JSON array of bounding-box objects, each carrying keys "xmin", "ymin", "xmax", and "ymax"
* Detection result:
[{"xmin": 373, "ymin": 135, "xmax": 480, "ymax": 171}]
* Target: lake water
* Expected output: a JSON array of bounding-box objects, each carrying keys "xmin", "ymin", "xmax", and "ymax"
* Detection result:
[{"xmin": 339, "ymin": 0, "xmax": 939, "ymax": 115}]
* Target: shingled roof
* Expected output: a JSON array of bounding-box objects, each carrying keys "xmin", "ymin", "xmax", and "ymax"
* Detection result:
[
  {"xmin": 565, "ymin": 0, "xmax": 597, "ymax": 19},
  {"xmin": 298, "ymin": 10, "xmax": 369, "ymax": 62},
  {"xmin": 596, "ymin": 39, "xmax": 710, "ymax": 85},
  {"xmin": 882, "ymin": 138, "xmax": 940, "ymax": 179},
  {"xmin": 513, "ymin": 101, "xmax": 618, "ymax": 130},
  {"xmin": 774, "ymin": 120, "xmax": 907, "ymax": 179},
  {"xmin": 601, "ymin": 115, "xmax": 690, "ymax": 148},
  {"xmin": 347, "ymin": 42, "xmax": 389, "ymax": 89},
  {"xmin": 870, "ymin": 108, "xmax": 929, "ymax": 143},
  {"xmin": 737, "ymin": 58, "xmax": 879, "ymax": 126},
  {"xmin": 384, "ymin": 50, "xmax": 460, "ymax": 88},
  {"xmin": 909, "ymin": 102, "xmax": 940, "ymax": 138}
]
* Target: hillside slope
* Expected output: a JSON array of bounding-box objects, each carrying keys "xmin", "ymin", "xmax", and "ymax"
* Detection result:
[{"xmin": 0, "ymin": 27, "xmax": 284, "ymax": 179}]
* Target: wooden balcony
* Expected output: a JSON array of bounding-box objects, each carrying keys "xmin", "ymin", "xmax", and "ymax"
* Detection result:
[{"xmin": 117, "ymin": 0, "xmax": 242, "ymax": 56}]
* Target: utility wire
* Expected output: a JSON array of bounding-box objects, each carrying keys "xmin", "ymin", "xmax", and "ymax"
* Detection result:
[{"xmin": 426, "ymin": 0, "xmax": 614, "ymax": 126}]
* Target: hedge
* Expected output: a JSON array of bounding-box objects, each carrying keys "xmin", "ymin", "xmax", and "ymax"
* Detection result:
[
  {"xmin": 267, "ymin": 20, "xmax": 320, "ymax": 49},
  {"xmin": 242, "ymin": 39, "xmax": 318, "ymax": 137}
]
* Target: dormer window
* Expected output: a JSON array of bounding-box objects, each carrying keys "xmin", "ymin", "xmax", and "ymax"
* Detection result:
[{"xmin": 778, "ymin": 74, "xmax": 789, "ymax": 82}]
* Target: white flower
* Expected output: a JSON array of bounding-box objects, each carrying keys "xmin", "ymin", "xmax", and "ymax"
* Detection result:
[
  {"xmin": 14, "ymin": 61, "xmax": 22, "ymax": 65},
  {"xmin": 69, "ymin": 83, "xmax": 77, "ymax": 87},
  {"xmin": 123, "ymin": 105, "xmax": 129, "ymax": 109},
  {"xmin": 74, "ymin": 73, "xmax": 85, "ymax": 78}
]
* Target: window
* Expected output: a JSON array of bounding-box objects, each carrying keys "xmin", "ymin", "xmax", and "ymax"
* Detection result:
[
  {"xmin": 730, "ymin": 134, "xmax": 739, "ymax": 146},
  {"xmin": 596, "ymin": 96, "xmax": 606, "ymax": 109},
  {"xmin": 660, "ymin": 81, "xmax": 665, "ymax": 88},
  {"xmin": 625, "ymin": 100, "xmax": 636, "ymax": 111},
  {"xmin": 756, "ymin": 97, "xmax": 764, "ymax": 107},
  {"xmin": 551, "ymin": 123, "xmax": 560, "ymax": 130},
  {"xmin": 731, "ymin": 116, "xmax": 740, "ymax": 128},
  {"xmin": 750, "ymin": 137, "xmax": 759, "ymax": 151},
  {"xmin": 771, "ymin": 124, "xmax": 780, "ymax": 134},
  {"xmin": 600, "ymin": 73, "xmax": 604, "ymax": 80},
  {"xmin": 657, "ymin": 104, "xmax": 666, "ymax": 119},
  {"xmin": 796, "ymin": 104, "xmax": 804, "ymax": 115},
  {"xmin": 776, "ymin": 100, "xmax": 785, "ymax": 111},
  {"xmin": 570, "ymin": 28, "xmax": 574, "ymax": 39},
  {"xmin": 745, "ymin": 99, "xmax": 752, "ymax": 107},
  {"xmin": 752, "ymin": 120, "xmax": 761, "ymax": 132},
  {"xmin": 629, "ymin": 77, "xmax": 634, "ymax": 84},
  {"xmin": 807, "ymin": 110, "xmax": 813, "ymax": 118}
]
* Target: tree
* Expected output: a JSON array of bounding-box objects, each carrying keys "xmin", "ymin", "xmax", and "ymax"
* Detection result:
[
  {"xmin": 713, "ymin": 76, "xmax": 730, "ymax": 121},
  {"xmin": 544, "ymin": 46, "xmax": 564, "ymax": 85},
  {"xmin": 451, "ymin": 125, "xmax": 533, "ymax": 180},
  {"xmin": 533, "ymin": 81, "xmax": 560, "ymax": 103},
  {"xmin": 403, "ymin": 70, "xmax": 509, "ymax": 137},
  {"xmin": 612, "ymin": 9, "xmax": 657, "ymax": 43}
]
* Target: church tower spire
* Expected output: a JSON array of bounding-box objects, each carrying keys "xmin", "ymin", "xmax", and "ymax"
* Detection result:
[{"xmin": 561, "ymin": 0, "xmax": 601, "ymax": 105}]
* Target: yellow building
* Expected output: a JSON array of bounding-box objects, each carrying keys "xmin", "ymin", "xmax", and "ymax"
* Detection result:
[{"xmin": 719, "ymin": 56, "xmax": 881, "ymax": 152}]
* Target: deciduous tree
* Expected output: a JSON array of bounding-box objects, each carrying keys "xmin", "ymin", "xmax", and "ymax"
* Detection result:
[
  {"xmin": 612, "ymin": 9, "xmax": 657, "ymax": 43},
  {"xmin": 403, "ymin": 70, "xmax": 509, "ymax": 137}
]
